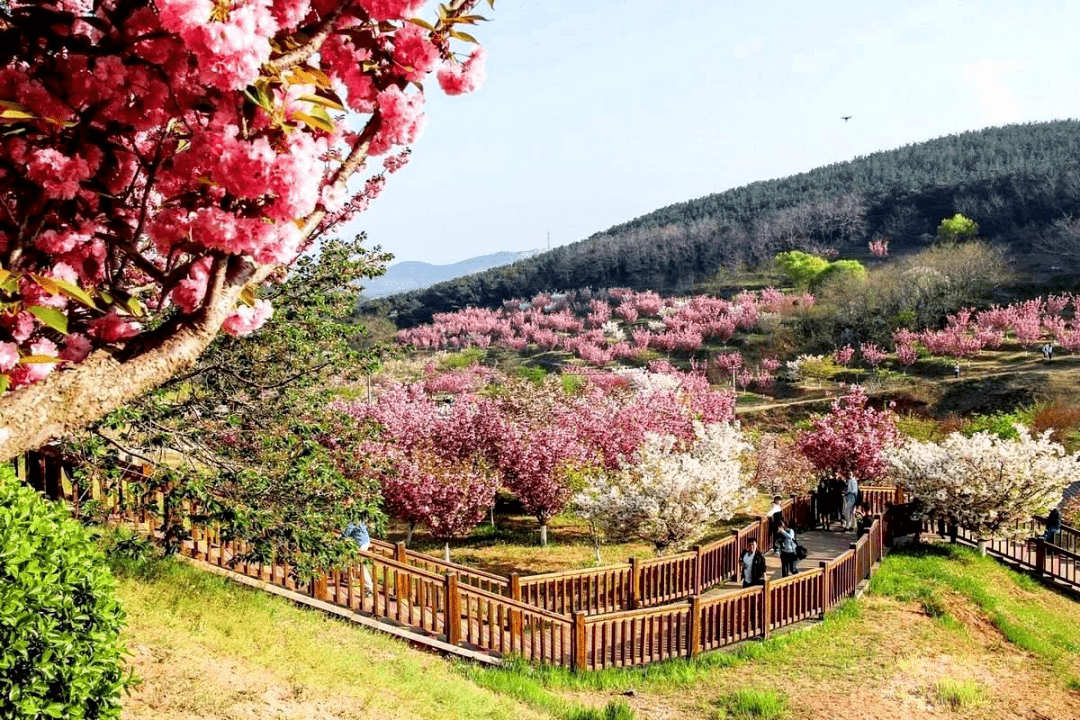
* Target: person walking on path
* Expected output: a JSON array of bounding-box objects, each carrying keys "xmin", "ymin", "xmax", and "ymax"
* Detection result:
[
  {"xmin": 342, "ymin": 498, "xmax": 374, "ymax": 597},
  {"xmin": 740, "ymin": 537, "xmax": 767, "ymax": 587},
  {"xmin": 1044, "ymin": 507, "xmax": 1061, "ymax": 544},
  {"xmin": 844, "ymin": 475, "xmax": 860, "ymax": 531},
  {"xmin": 767, "ymin": 495, "xmax": 784, "ymax": 553},
  {"xmin": 777, "ymin": 518, "xmax": 799, "ymax": 577},
  {"xmin": 1042, "ymin": 343, "xmax": 1054, "ymax": 362}
]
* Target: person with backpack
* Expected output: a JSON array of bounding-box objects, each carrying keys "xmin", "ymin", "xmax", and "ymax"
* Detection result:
[
  {"xmin": 776, "ymin": 518, "xmax": 799, "ymax": 577},
  {"xmin": 767, "ymin": 495, "xmax": 784, "ymax": 553},
  {"xmin": 740, "ymin": 537, "xmax": 767, "ymax": 587}
]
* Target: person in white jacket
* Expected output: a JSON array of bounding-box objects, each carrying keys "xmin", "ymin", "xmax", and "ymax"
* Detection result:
[{"xmin": 843, "ymin": 475, "xmax": 859, "ymax": 531}]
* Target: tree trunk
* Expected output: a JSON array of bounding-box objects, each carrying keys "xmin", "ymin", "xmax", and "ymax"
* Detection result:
[
  {"xmin": 977, "ymin": 538, "xmax": 988, "ymax": 556},
  {"xmin": 539, "ymin": 523, "xmax": 548, "ymax": 547},
  {"xmin": 406, "ymin": 521, "xmax": 415, "ymax": 547},
  {"xmin": 0, "ymin": 257, "xmax": 261, "ymax": 461},
  {"xmin": 489, "ymin": 506, "xmax": 496, "ymax": 531},
  {"xmin": 444, "ymin": 541, "xmax": 451, "ymax": 563},
  {"xmin": 593, "ymin": 541, "xmax": 601, "ymax": 564}
]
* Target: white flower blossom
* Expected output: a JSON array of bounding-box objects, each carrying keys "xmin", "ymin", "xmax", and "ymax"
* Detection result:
[
  {"xmin": 573, "ymin": 422, "xmax": 753, "ymax": 555},
  {"xmin": 885, "ymin": 425, "xmax": 1080, "ymax": 540}
]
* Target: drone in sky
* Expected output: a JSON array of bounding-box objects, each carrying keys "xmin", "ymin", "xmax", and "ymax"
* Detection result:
[{"xmin": 841, "ymin": 115, "xmax": 852, "ymax": 122}]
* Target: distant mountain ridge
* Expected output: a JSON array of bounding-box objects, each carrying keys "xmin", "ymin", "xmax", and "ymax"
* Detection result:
[
  {"xmin": 361, "ymin": 120, "xmax": 1080, "ymax": 326},
  {"xmin": 360, "ymin": 249, "xmax": 543, "ymax": 298}
]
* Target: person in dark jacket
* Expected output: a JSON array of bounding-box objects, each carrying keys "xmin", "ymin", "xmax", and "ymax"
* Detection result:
[
  {"xmin": 855, "ymin": 501, "xmax": 874, "ymax": 539},
  {"xmin": 740, "ymin": 538, "xmax": 767, "ymax": 587},
  {"xmin": 1044, "ymin": 507, "xmax": 1062, "ymax": 543}
]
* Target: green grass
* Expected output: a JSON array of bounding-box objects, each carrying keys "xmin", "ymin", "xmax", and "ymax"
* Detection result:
[
  {"xmin": 869, "ymin": 544, "xmax": 1080, "ymax": 682},
  {"xmin": 101, "ymin": 531, "xmax": 548, "ymax": 720},
  {"xmin": 463, "ymin": 600, "xmax": 863, "ymax": 697},
  {"xmin": 930, "ymin": 678, "xmax": 983, "ymax": 708},
  {"xmin": 715, "ymin": 689, "xmax": 788, "ymax": 719}
]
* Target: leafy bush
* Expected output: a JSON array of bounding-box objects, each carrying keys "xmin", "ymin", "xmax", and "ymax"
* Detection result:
[
  {"xmin": 0, "ymin": 465, "xmax": 128, "ymax": 719},
  {"xmin": 443, "ymin": 347, "xmax": 487, "ymax": 369}
]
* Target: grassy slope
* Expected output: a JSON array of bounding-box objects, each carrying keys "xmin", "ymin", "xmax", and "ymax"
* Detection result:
[
  {"xmin": 113, "ymin": 536, "xmax": 1080, "ymax": 720},
  {"xmin": 464, "ymin": 544, "xmax": 1080, "ymax": 720},
  {"xmin": 113, "ymin": 554, "xmax": 547, "ymax": 720}
]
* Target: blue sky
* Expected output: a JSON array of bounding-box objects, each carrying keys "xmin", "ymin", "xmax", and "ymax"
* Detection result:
[{"xmin": 343, "ymin": 0, "xmax": 1080, "ymax": 265}]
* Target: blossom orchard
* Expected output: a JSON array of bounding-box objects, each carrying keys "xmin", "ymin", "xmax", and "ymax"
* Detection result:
[
  {"xmin": 885, "ymin": 427, "xmax": 1080, "ymax": 553},
  {"xmin": 0, "ymin": 0, "xmax": 490, "ymax": 459},
  {"xmin": 338, "ymin": 363, "xmax": 737, "ymax": 546},
  {"xmin": 396, "ymin": 287, "xmax": 815, "ymax": 368}
]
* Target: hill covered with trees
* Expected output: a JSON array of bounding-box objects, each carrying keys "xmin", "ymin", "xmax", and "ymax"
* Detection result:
[{"xmin": 364, "ymin": 120, "xmax": 1080, "ymax": 326}]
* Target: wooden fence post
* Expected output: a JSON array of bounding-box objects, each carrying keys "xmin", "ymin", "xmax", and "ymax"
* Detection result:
[
  {"xmin": 1035, "ymin": 538, "xmax": 1047, "ymax": 577},
  {"xmin": 693, "ymin": 545, "xmax": 703, "ymax": 596},
  {"xmin": 894, "ymin": 485, "xmax": 904, "ymax": 505},
  {"xmin": 730, "ymin": 529, "xmax": 741, "ymax": 581},
  {"xmin": 819, "ymin": 561, "xmax": 830, "ymax": 614},
  {"xmin": 572, "ymin": 611, "xmax": 587, "ymax": 670},
  {"xmin": 689, "ymin": 596, "xmax": 702, "ymax": 657},
  {"xmin": 394, "ymin": 542, "xmax": 409, "ymax": 601},
  {"xmin": 314, "ymin": 573, "xmax": 328, "ymax": 600},
  {"xmin": 762, "ymin": 580, "xmax": 772, "ymax": 639},
  {"xmin": 445, "ymin": 573, "xmax": 461, "ymax": 645},
  {"xmin": 510, "ymin": 573, "xmax": 521, "ymax": 601},
  {"xmin": 629, "ymin": 557, "xmax": 641, "ymax": 610}
]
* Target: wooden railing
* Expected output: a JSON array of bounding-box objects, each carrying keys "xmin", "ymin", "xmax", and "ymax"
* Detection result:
[
  {"xmin": 517, "ymin": 563, "xmax": 634, "ymax": 616},
  {"xmin": 368, "ymin": 537, "xmax": 511, "ymax": 597},
  {"xmin": 12, "ymin": 453, "xmax": 947, "ymax": 670}
]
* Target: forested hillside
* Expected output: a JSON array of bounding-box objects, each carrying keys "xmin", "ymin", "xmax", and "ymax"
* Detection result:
[{"xmin": 364, "ymin": 120, "xmax": 1080, "ymax": 326}]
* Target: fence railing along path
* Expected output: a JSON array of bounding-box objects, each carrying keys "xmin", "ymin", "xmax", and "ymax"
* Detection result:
[{"xmin": 14, "ymin": 450, "xmax": 1074, "ymax": 669}]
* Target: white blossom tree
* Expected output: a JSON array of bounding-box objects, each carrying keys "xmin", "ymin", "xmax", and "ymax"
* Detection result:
[
  {"xmin": 572, "ymin": 422, "xmax": 753, "ymax": 555},
  {"xmin": 885, "ymin": 426, "xmax": 1080, "ymax": 554}
]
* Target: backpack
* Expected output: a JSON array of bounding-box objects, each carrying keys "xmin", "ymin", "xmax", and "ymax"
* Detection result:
[{"xmin": 795, "ymin": 544, "xmax": 808, "ymax": 561}]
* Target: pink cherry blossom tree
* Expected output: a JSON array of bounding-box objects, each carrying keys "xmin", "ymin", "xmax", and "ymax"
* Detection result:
[
  {"xmin": 0, "ymin": 0, "xmax": 491, "ymax": 460},
  {"xmin": 797, "ymin": 385, "xmax": 900, "ymax": 484}
]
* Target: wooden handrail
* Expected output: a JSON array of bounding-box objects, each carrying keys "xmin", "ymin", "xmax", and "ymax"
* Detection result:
[
  {"xmin": 519, "ymin": 563, "xmax": 632, "ymax": 583},
  {"xmin": 583, "ymin": 599, "xmax": 693, "ymax": 624},
  {"xmin": 457, "ymin": 583, "xmax": 574, "ymax": 625}
]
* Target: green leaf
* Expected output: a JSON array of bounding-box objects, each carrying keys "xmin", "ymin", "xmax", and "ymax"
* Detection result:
[
  {"xmin": 0, "ymin": 374, "xmax": 10, "ymax": 394},
  {"xmin": 449, "ymin": 29, "xmax": 479, "ymax": 43},
  {"xmin": 26, "ymin": 305, "xmax": 68, "ymax": 335},
  {"xmin": 409, "ymin": 16, "xmax": 435, "ymax": 30},
  {"xmin": 31, "ymin": 274, "xmax": 96, "ymax": 309},
  {"xmin": 297, "ymin": 93, "xmax": 346, "ymax": 112},
  {"xmin": 292, "ymin": 111, "xmax": 334, "ymax": 133}
]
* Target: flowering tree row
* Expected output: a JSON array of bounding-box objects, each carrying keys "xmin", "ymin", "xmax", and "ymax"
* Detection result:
[
  {"xmin": 0, "ymin": 0, "xmax": 491, "ymax": 459},
  {"xmin": 829, "ymin": 293, "xmax": 1080, "ymax": 375},
  {"xmin": 886, "ymin": 427, "xmax": 1080, "ymax": 552},
  {"xmin": 396, "ymin": 287, "xmax": 814, "ymax": 367},
  {"xmin": 336, "ymin": 361, "xmax": 737, "ymax": 550}
]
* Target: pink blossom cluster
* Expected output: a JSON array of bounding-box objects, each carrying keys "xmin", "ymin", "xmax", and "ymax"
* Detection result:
[
  {"xmin": 338, "ymin": 363, "xmax": 736, "ymax": 532},
  {"xmin": 797, "ymin": 386, "xmax": 900, "ymax": 483},
  {"xmin": 868, "ymin": 239, "xmax": 889, "ymax": 258},
  {"xmin": 0, "ymin": 0, "xmax": 488, "ymax": 393},
  {"xmin": 397, "ymin": 287, "xmax": 815, "ymax": 367},
  {"xmin": 859, "ymin": 342, "xmax": 887, "ymax": 369}
]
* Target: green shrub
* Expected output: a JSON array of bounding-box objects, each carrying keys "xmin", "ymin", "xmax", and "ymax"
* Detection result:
[
  {"xmin": 517, "ymin": 365, "xmax": 547, "ymax": 385},
  {"xmin": 0, "ymin": 465, "xmax": 128, "ymax": 719},
  {"xmin": 443, "ymin": 347, "xmax": 486, "ymax": 369}
]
